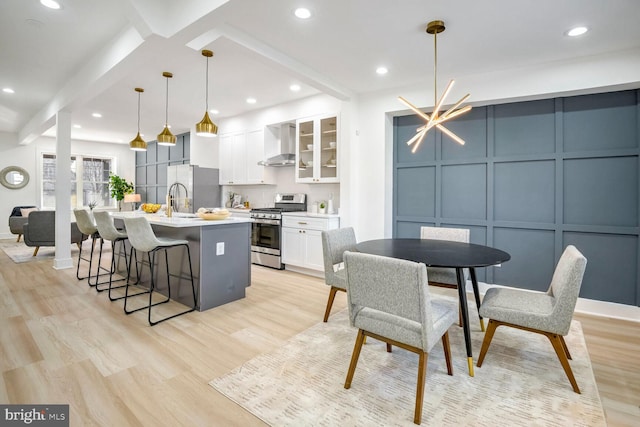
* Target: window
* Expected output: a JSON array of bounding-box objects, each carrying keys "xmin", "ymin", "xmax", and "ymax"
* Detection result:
[{"xmin": 41, "ymin": 153, "xmax": 114, "ymax": 209}]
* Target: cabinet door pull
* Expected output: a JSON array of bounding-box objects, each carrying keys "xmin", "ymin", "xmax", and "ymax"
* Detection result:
[{"xmin": 298, "ymin": 222, "xmax": 308, "ymax": 225}]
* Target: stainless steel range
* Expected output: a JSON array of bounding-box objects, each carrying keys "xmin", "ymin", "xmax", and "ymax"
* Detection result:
[{"xmin": 250, "ymin": 193, "xmax": 307, "ymax": 269}]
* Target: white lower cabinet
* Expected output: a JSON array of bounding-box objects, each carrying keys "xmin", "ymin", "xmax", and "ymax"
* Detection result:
[{"xmin": 282, "ymin": 215, "xmax": 340, "ymax": 272}]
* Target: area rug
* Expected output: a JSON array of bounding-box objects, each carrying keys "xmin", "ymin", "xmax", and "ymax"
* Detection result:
[
  {"xmin": 209, "ymin": 306, "xmax": 606, "ymax": 426},
  {"xmin": 0, "ymin": 239, "xmax": 107, "ymax": 264}
]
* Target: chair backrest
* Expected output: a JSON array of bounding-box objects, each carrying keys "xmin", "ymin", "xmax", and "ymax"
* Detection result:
[
  {"xmin": 123, "ymin": 216, "xmax": 162, "ymax": 253},
  {"xmin": 546, "ymin": 245, "xmax": 587, "ymax": 334},
  {"xmin": 10, "ymin": 206, "xmax": 36, "ymax": 217},
  {"xmin": 73, "ymin": 209, "xmax": 98, "ymax": 235},
  {"xmin": 321, "ymin": 227, "xmax": 357, "ymax": 284},
  {"xmin": 23, "ymin": 210, "xmax": 56, "ymax": 242},
  {"xmin": 344, "ymin": 251, "xmax": 437, "ymax": 349},
  {"xmin": 93, "ymin": 211, "xmax": 126, "ymax": 242},
  {"xmin": 420, "ymin": 226, "xmax": 469, "ymax": 243}
]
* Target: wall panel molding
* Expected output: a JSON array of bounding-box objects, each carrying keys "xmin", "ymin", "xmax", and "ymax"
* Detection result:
[{"xmin": 393, "ymin": 89, "xmax": 640, "ymax": 306}]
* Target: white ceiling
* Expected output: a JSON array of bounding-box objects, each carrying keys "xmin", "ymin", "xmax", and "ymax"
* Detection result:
[{"xmin": 2, "ymin": 0, "xmax": 640, "ymax": 145}]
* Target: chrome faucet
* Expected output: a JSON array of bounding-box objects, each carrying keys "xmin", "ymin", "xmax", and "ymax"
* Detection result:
[{"xmin": 168, "ymin": 182, "xmax": 189, "ymax": 212}]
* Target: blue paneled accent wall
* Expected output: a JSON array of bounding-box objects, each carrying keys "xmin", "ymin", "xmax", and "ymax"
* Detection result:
[
  {"xmin": 134, "ymin": 133, "xmax": 190, "ymax": 204},
  {"xmin": 393, "ymin": 90, "xmax": 639, "ymax": 306}
]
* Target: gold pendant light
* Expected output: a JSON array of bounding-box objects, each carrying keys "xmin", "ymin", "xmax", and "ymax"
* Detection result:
[
  {"xmin": 398, "ymin": 20, "xmax": 472, "ymax": 152},
  {"xmin": 195, "ymin": 49, "xmax": 218, "ymax": 137},
  {"xmin": 157, "ymin": 71, "xmax": 176, "ymax": 146},
  {"xmin": 129, "ymin": 87, "xmax": 147, "ymax": 151}
]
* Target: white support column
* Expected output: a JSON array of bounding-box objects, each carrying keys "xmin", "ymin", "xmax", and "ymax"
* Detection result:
[{"xmin": 54, "ymin": 111, "xmax": 73, "ymax": 269}]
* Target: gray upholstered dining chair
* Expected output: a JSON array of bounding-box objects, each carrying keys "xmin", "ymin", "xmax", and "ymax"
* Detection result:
[
  {"xmin": 320, "ymin": 227, "xmax": 357, "ymax": 322},
  {"xmin": 420, "ymin": 226, "xmax": 475, "ymax": 327},
  {"xmin": 343, "ymin": 251, "xmax": 457, "ymax": 425},
  {"xmin": 123, "ymin": 216, "xmax": 197, "ymax": 326},
  {"xmin": 477, "ymin": 245, "xmax": 587, "ymax": 393}
]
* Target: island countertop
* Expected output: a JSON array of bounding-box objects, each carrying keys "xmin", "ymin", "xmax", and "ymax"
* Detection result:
[{"xmin": 111, "ymin": 211, "xmax": 252, "ymax": 228}]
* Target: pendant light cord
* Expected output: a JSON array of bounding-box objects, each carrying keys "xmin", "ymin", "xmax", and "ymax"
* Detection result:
[
  {"xmin": 433, "ymin": 30, "xmax": 438, "ymax": 107},
  {"xmin": 205, "ymin": 56, "xmax": 209, "ymax": 111},
  {"xmin": 165, "ymin": 76, "xmax": 169, "ymax": 126},
  {"xmin": 137, "ymin": 91, "xmax": 141, "ymax": 133}
]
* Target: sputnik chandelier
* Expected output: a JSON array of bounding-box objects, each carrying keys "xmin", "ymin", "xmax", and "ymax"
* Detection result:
[{"xmin": 398, "ymin": 20, "xmax": 472, "ymax": 152}]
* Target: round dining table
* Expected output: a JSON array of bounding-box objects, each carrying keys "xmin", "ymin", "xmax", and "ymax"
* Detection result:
[{"xmin": 355, "ymin": 238, "xmax": 511, "ymax": 376}]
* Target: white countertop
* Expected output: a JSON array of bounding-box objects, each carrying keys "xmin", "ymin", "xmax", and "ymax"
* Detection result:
[
  {"xmin": 111, "ymin": 211, "xmax": 252, "ymax": 228},
  {"xmin": 282, "ymin": 211, "xmax": 340, "ymax": 219}
]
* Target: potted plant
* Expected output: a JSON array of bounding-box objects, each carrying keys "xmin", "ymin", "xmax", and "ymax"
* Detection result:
[
  {"xmin": 319, "ymin": 201, "xmax": 326, "ymax": 214},
  {"xmin": 109, "ymin": 173, "xmax": 134, "ymax": 211}
]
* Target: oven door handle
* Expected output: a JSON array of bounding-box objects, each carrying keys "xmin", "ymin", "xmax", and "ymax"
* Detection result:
[{"xmin": 252, "ymin": 218, "xmax": 281, "ymax": 225}]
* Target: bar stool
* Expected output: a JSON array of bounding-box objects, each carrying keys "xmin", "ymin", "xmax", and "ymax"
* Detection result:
[
  {"xmin": 122, "ymin": 216, "xmax": 197, "ymax": 326},
  {"xmin": 73, "ymin": 209, "xmax": 103, "ymax": 286},
  {"xmin": 93, "ymin": 211, "xmax": 140, "ymax": 301}
]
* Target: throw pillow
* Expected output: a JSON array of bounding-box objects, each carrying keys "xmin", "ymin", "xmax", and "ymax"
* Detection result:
[{"xmin": 20, "ymin": 207, "xmax": 38, "ymax": 217}]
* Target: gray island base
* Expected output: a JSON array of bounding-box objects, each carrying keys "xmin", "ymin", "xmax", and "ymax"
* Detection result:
[{"xmin": 113, "ymin": 213, "xmax": 251, "ymax": 311}]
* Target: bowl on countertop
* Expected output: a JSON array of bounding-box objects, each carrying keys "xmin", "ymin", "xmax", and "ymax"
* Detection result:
[
  {"xmin": 197, "ymin": 211, "xmax": 231, "ymax": 220},
  {"xmin": 197, "ymin": 207, "xmax": 231, "ymax": 220}
]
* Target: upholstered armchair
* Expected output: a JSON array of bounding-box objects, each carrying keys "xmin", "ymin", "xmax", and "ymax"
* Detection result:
[
  {"xmin": 477, "ymin": 245, "xmax": 587, "ymax": 393},
  {"xmin": 343, "ymin": 251, "xmax": 458, "ymax": 425},
  {"xmin": 23, "ymin": 210, "xmax": 87, "ymax": 256},
  {"xmin": 320, "ymin": 227, "xmax": 357, "ymax": 322}
]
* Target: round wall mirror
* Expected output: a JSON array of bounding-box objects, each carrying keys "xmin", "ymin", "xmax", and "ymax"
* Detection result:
[{"xmin": 0, "ymin": 166, "xmax": 30, "ymax": 190}]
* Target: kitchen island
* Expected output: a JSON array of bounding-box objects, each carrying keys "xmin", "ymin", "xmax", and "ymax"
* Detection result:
[{"xmin": 112, "ymin": 212, "xmax": 251, "ymax": 311}]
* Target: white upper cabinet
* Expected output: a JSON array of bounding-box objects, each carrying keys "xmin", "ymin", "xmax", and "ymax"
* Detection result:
[
  {"xmin": 218, "ymin": 129, "xmax": 275, "ymax": 185},
  {"xmin": 296, "ymin": 113, "xmax": 339, "ymax": 183}
]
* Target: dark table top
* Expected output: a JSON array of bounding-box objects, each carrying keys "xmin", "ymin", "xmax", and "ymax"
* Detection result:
[{"xmin": 355, "ymin": 238, "xmax": 510, "ymax": 268}]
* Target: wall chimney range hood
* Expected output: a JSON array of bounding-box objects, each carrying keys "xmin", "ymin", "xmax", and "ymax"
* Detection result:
[
  {"xmin": 259, "ymin": 123, "xmax": 296, "ymax": 167},
  {"xmin": 258, "ymin": 153, "xmax": 296, "ymax": 167}
]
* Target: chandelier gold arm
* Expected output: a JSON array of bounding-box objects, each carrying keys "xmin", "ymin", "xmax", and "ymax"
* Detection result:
[
  {"xmin": 436, "ymin": 124, "xmax": 465, "ymax": 145},
  {"xmin": 398, "ymin": 96, "xmax": 432, "ymax": 122}
]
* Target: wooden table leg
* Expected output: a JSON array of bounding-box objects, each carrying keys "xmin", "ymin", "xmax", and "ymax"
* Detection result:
[{"xmin": 456, "ymin": 267, "xmax": 474, "ymax": 376}]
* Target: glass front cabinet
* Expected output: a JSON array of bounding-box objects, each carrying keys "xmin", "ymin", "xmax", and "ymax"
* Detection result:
[{"xmin": 296, "ymin": 113, "xmax": 339, "ymax": 183}]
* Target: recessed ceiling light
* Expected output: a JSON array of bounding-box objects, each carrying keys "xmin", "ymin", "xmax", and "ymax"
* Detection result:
[
  {"xmin": 246, "ymin": 98, "xmax": 257, "ymax": 104},
  {"xmin": 566, "ymin": 26, "xmax": 588, "ymax": 37},
  {"xmin": 290, "ymin": 84, "xmax": 301, "ymax": 92},
  {"xmin": 2, "ymin": 88, "xmax": 15, "ymax": 94},
  {"xmin": 73, "ymin": 124, "xmax": 81, "ymax": 129},
  {"xmin": 376, "ymin": 66, "xmax": 388, "ymax": 75},
  {"xmin": 294, "ymin": 8, "xmax": 311, "ymax": 19},
  {"xmin": 40, "ymin": 0, "xmax": 61, "ymax": 10},
  {"xmin": 92, "ymin": 113, "xmax": 102, "ymax": 118},
  {"xmin": 209, "ymin": 109, "xmax": 219, "ymax": 115}
]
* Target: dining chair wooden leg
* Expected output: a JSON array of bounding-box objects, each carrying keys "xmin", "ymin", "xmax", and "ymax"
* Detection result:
[
  {"xmin": 414, "ymin": 350, "xmax": 428, "ymax": 425},
  {"xmin": 344, "ymin": 329, "xmax": 366, "ymax": 389},
  {"xmin": 16, "ymin": 234, "xmax": 21, "ymax": 242},
  {"xmin": 476, "ymin": 319, "xmax": 499, "ymax": 367},
  {"xmin": 547, "ymin": 332, "xmax": 580, "ymax": 394},
  {"xmin": 386, "ymin": 343, "xmax": 392, "ymax": 352},
  {"xmin": 442, "ymin": 332, "xmax": 453, "ymax": 375},
  {"xmin": 323, "ymin": 286, "xmax": 341, "ymax": 322},
  {"xmin": 33, "ymin": 247, "xmax": 39, "ymax": 256},
  {"xmin": 559, "ymin": 335, "xmax": 572, "ymax": 360}
]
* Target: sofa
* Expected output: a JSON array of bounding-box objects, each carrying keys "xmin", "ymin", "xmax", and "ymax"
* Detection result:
[
  {"xmin": 22, "ymin": 210, "xmax": 87, "ymax": 256},
  {"xmin": 8, "ymin": 205, "xmax": 37, "ymax": 242}
]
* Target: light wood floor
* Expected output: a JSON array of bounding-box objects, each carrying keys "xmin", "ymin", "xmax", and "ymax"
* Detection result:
[{"xmin": 0, "ymin": 248, "xmax": 638, "ymax": 426}]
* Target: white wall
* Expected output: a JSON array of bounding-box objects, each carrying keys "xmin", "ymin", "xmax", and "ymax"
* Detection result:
[{"xmin": 0, "ymin": 136, "xmax": 135, "ymax": 238}]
